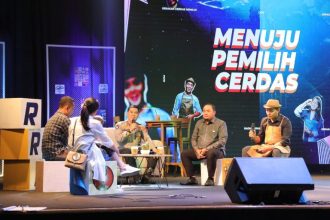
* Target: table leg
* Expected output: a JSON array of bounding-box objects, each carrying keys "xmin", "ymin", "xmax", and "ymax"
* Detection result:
[
  {"xmin": 158, "ymin": 156, "xmax": 168, "ymax": 187},
  {"xmin": 160, "ymin": 124, "xmax": 165, "ymax": 145}
]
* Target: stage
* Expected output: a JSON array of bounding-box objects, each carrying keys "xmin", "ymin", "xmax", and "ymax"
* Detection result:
[{"xmin": 1, "ymin": 174, "xmax": 330, "ymax": 219}]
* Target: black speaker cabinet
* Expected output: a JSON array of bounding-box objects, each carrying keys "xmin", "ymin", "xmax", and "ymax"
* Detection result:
[{"xmin": 224, "ymin": 157, "xmax": 314, "ymax": 204}]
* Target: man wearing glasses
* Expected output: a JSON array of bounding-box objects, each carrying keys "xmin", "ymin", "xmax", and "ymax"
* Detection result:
[{"xmin": 242, "ymin": 99, "xmax": 292, "ymax": 158}]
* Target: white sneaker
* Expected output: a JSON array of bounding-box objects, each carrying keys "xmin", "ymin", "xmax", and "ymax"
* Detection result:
[{"xmin": 120, "ymin": 165, "xmax": 140, "ymax": 177}]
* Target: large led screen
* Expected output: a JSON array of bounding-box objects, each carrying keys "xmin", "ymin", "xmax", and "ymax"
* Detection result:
[{"xmin": 125, "ymin": 0, "xmax": 330, "ymax": 164}]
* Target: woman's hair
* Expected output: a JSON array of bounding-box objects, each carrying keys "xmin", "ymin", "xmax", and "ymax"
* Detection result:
[
  {"xmin": 80, "ymin": 97, "xmax": 99, "ymax": 131},
  {"xmin": 312, "ymin": 96, "xmax": 323, "ymax": 121}
]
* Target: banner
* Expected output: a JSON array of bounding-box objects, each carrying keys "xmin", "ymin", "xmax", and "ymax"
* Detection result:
[{"xmin": 47, "ymin": 45, "xmax": 116, "ymax": 127}]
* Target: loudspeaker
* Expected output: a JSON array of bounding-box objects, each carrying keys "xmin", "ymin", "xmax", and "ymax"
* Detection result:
[{"xmin": 224, "ymin": 157, "xmax": 314, "ymax": 204}]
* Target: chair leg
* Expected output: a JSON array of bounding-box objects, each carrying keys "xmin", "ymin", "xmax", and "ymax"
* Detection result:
[
  {"xmin": 180, "ymin": 163, "xmax": 186, "ymax": 177},
  {"xmin": 165, "ymin": 164, "xmax": 169, "ymax": 174}
]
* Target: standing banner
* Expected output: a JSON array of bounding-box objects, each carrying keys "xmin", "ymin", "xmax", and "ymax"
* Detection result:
[{"xmin": 46, "ymin": 45, "xmax": 116, "ymax": 127}]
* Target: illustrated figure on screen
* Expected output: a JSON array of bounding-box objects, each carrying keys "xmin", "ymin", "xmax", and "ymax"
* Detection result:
[
  {"xmin": 294, "ymin": 96, "xmax": 325, "ymax": 142},
  {"xmin": 180, "ymin": 103, "xmax": 228, "ymax": 186},
  {"xmin": 172, "ymin": 77, "xmax": 202, "ymax": 119},
  {"xmin": 124, "ymin": 74, "xmax": 172, "ymax": 125},
  {"xmin": 242, "ymin": 99, "xmax": 292, "ymax": 158},
  {"xmin": 115, "ymin": 105, "xmax": 157, "ymax": 184},
  {"xmin": 42, "ymin": 96, "xmax": 75, "ymax": 161}
]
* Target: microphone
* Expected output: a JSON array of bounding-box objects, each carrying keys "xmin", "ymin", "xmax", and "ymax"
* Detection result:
[
  {"xmin": 250, "ymin": 123, "xmax": 256, "ymax": 142},
  {"xmin": 131, "ymin": 119, "xmax": 141, "ymax": 132},
  {"xmin": 251, "ymin": 123, "xmax": 255, "ymax": 132}
]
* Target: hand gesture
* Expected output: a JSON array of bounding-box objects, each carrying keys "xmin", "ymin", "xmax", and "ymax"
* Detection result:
[
  {"xmin": 200, "ymin": 148, "xmax": 208, "ymax": 156},
  {"xmin": 187, "ymin": 114, "xmax": 194, "ymax": 119},
  {"xmin": 249, "ymin": 130, "xmax": 256, "ymax": 139},
  {"xmin": 194, "ymin": 148, "xmax": 206, "ymax": 159},
  {"xmin": 256, "ymin": 146, "xmax": 266, "ymax": 153},
  {"xmin": 129, "ymin": 123, "xmax": 138, "ymax": 132},
  {"xmin": 257, "ymin": 145, "xmax": 273, "ymax": 154},
  {"xmin": 304, "ymin": 99, "xmax": 313, "ymax": 107}
]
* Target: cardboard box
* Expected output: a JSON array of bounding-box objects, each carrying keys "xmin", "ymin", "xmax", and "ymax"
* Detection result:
[
  {"xmin": 214, "ymin": 158, "xmax": 233, "ymax": 185},
  {"xmin": 70, "ymin": 161, "xmax": 118, "ymax": 195},
  {"xmin": 0, "ymin": 129, "xmax": 43, "ymax": 160},
  {"xmin": 0, "ymin": 98, "xmax": 41, "ymax": 129},
  {"xmin": 201, "ymin": 158, "xmax": 233, "ymax": 186},
  {"xmin": 3, "ymin": 159, "xmax": 37, "ymax": 191},
  {"xmin": 35, "ymin": 160, "xmax": 69, "ymax": 192}
]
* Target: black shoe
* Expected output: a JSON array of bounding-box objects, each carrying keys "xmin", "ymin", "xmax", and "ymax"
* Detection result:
[
  {"xmin": 180, "ymin": 177, "xmax": 198, "ymax": 185},
  {"xmin": 141, "ymin": 175, "xmax": 156, "ymax": 184},
  {"xmin": 118, "ymin": 176, "xmax": 139, "ymax": 185},
  {"xmin": 204, "ymin": 178, "xmax": 214, "ymax": 186},
  {"xmin": 118, "ymin": 176, "xmax": 129, "ymax": 185}
]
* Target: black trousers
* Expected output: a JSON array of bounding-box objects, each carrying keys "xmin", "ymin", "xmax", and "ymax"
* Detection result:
[{"xmin": 181, "ymin": 148, "xmax": 224, "ymax": 178}]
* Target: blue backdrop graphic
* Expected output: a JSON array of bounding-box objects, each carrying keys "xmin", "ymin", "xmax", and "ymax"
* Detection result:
[{"xmin": 47, "ymin": 45, "xmax": 116, "ymax": 127}]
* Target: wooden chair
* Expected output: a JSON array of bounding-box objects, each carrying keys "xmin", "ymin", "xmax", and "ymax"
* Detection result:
[
  {"xmin": 181, "ymin": 118, "xmax": 192, "ymax": 150},
  {"xmin": 113, "ymin": 116, "xmax": 121, "ymax": 126},
  {"xmin": 165, "ymin": 118, "xmax": 192, "ymax": 177}
]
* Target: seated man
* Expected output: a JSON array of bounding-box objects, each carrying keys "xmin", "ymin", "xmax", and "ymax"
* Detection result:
[
  {"xmin": 242, "ymin": 99, "xmax": 292, "ymax": 158},
  {"xmin": 115, "ymin": 105, "xmax": 157, "ymax": 184},
  {"xmin": 42, "ymin": 96, "xmax": 74, "ymax": 161},
  {"xmin": 180, "ymin": 103, "xmax": 228, "ymax": 186}
]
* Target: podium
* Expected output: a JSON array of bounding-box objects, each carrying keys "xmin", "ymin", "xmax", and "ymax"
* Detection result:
[{"xmin": 0, "ymin": 98, "xmax": 43, "ymax": 190}]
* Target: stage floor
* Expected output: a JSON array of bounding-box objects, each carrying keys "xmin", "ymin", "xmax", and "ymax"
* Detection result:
[{"xmin": 1, "ymin": 175, "xmax": 330, "ymax": 219}]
